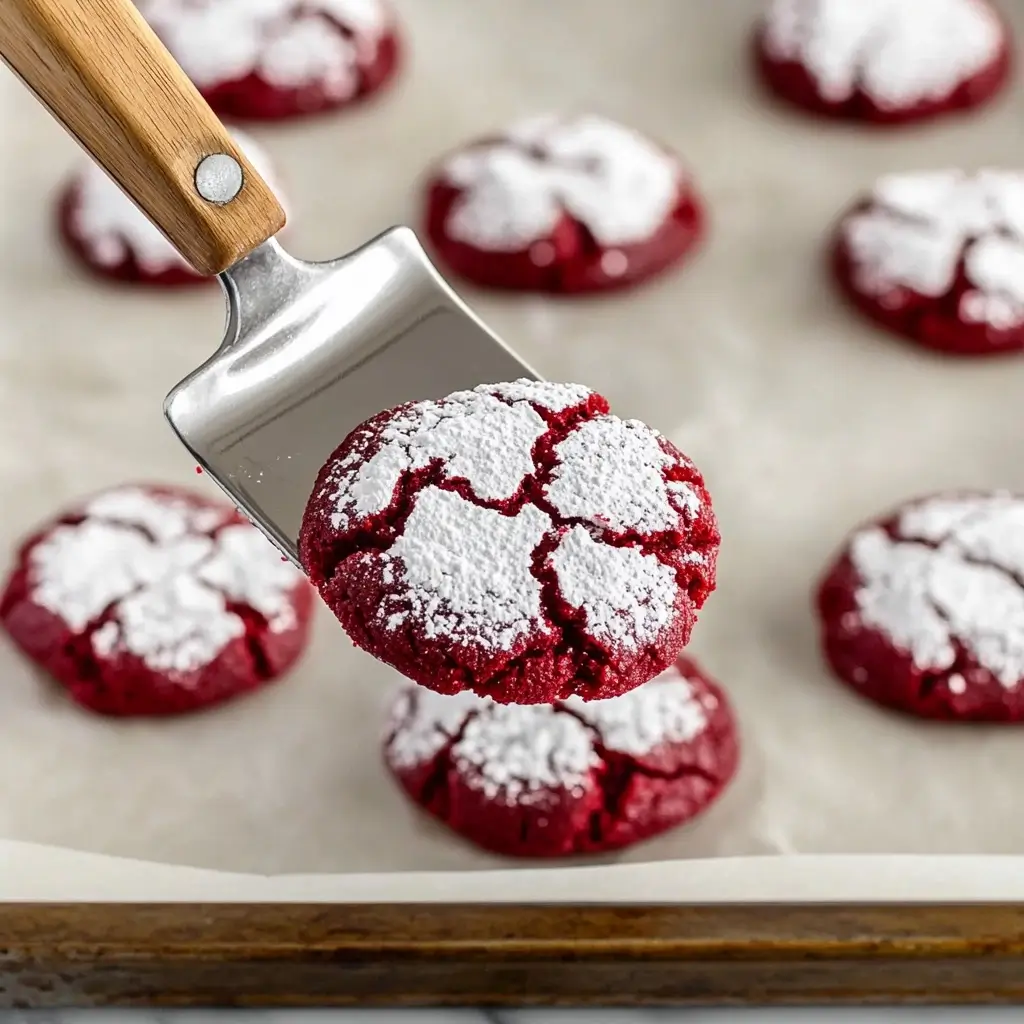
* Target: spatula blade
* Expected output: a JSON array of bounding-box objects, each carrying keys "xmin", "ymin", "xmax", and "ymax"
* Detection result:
[{"xmin": 164, "ymin": 227, "xmax": 539, "ymax": 563}]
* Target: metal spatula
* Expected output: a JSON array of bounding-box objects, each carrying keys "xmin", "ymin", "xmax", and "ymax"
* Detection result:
[{"xmin": 0, "ymin": 0, "xmax": 538, "ymax": 564}]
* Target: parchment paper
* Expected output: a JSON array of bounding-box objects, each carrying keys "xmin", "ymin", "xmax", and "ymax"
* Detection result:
[{"xmin": 1, "ymin": 0, "xmax": 1024, "ymax": 898}]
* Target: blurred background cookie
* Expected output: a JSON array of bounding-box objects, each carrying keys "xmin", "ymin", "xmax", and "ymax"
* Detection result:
[
  {"xmin": 0, "ymin": 485, "xmax": 314, "ymax": 716},
  {"xmin": 383, "ymin": 657, "xmax": 739, "ymax": 858},
  {"xmin": 754, "ymin": 0, "xmax": 1012, "ymax": 124},
  {"xmin": 817, "ymin": 492, "xmax": 1024, "ymax": 721},
  {"xmin": 423, "ymin": 114, "xmax": 704, "ymax": 294},
  {"xmin": 831, "ymin": 169, "xmax": 1024, "ymax": 356},
  {"xmin": 137, "ymin": 0, "xmax": 401, "ymax": 121}
]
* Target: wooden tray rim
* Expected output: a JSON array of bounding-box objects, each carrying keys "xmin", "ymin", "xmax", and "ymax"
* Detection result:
[{"xmin": 5, "ymin": 901, "xmax": 1024, "ymax": 1007}]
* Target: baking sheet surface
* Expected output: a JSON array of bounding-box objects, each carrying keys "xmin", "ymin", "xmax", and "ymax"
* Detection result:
[{"xmin": 1, "ymin": 0, "xmax": 1024, "ymax": 887}]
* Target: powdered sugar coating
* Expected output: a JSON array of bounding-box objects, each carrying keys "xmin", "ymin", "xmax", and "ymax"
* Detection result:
[
  {"xmin": 761, "ymin": 0, "xmax": 1004, "ymax": 110},
  {"xmin": 85, "ymin": 488, "xmax": 232, "ymax": 540},
  {"xmin": 67, "ymin": 130, "xmax": 283, "ymax": 275},
  {"xmin": 848, "ymin": 494, "xmax": 1024, "ymax": 687},
  {"xmin": 564, "ymin": 663, "xmax": 709, "ymax": 755},
  {"xmin": 545, "ymin": 416, "xmax": 700, "ymax": 533},
  {"xmin": 548, "ymin": 526, "xmax": 679, "ymax": 648},
  {"xmin": 379, "ymin": 487, "xmax": 552, "ymax": 651},
  {"xmin": 452, "ymin": 703, "xmax": 598, "ymax": 805},
  {"xmin": 484, "ymin": 380, "xmax": 594, "ymax": 413},
  {"xmin": 441, "ymin": 114, "xmax": 683, "ymax": 251},
  {"xmin": 28, "ymin": 487, "xmax": 304, "ymax": 674},
  {"xmin": 139, "ymin": 0, "xmax": 391, "ymax": 93},
  {"xmin": 841, "ymin": 170, "xmax": 1024, "ymax": 331},
  {"xmin": 384, "ymin": 686, "xmax": 484, "ymax": 770},
  {"xmin": 384, "ymin": 658, "xmax": 728, "ymax": 820},
  {"xmin": 324, "ymin": 384, "xmax": 551, "ymax": 532},
  {"xmin": 303, "ymin": 381, "xmax": 717, "ymax": 701}
]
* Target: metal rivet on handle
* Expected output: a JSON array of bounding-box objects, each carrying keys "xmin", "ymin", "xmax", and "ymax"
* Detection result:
[{"xmin": 195, "ymin": 153, "xmax": 244, "ymax": 205}]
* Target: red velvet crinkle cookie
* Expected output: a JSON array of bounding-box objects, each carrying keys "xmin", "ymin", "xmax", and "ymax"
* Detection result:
[
  {"xmin": 754, "ymin": 0, "xmax": 1011, "ymax": 124},
  {"xmin": 817, "ymin": 492, "xmax": 1024, "ymax": 721},
  {"xmin": 0, "ymin": 485, "xmax": 314, "ymax": 717},
  {"xmin": 423, "ymin": 114, "xmax": 704, "ymax": 294},
  {"xmin": 833, "ymin": 170, "xmax": 1024, "ymax": 356},
  {"xmin": 58, "ymin": 130, "xmax": 284, "ymax": 286},
  {"xmin": 138, "ymin": 0, "xmax": 400, "ymax": 121},
  {"xmin": 300, "ymin": 380, "xmax": 719, "ymax": 704},
  {"xmin": 383, "ymin": 656, "xmax": 739, "ymax": 858}
]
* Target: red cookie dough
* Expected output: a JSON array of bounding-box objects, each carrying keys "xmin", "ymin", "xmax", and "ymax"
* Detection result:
[
  {"xmin": 754, "ymin": 0, "xmax": 1011, "ymax": 125},
  {"xmin": 0, "ymin": 485, "xmax": 314, "ymax": 717},
  {"xmin": 423, "ymin": 114, "xmax": 704, "ymax": 294},
  {"xmin": 300, "ymin": 380, "xmax": 719, "ymax": 704},
  {"xmin": 817, "ymin": 492, "xmax": 1024, "ymax": 721},
  {"xmin": 138, "ymin": 0, "xmax": 400, "ymax": 121},
  {"xmin": 58, "ymin": 130, "xmax": 284, "ymax": 287},
  {"xmin": 384, "ymin": 656, "xmax": 739, "ymax": 858},
  {"xmin": 832, "ymin": 170, "xmax": 1024, "ymax": 356}
]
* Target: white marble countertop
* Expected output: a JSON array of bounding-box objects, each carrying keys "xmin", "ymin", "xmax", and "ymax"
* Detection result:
[{"xmin": 5, "ymin": 1010, "xmax": 1024, "ymax": 1022}]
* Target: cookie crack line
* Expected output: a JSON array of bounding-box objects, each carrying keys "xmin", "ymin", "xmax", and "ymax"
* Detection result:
[
  {"xmin": 883, "ymin": 529, "xmax": 1024, "ymax": 697},
  {"xmin": 400, "ymin": 698, "xmax": 478, "ymax": 810},
  {"xmin": 384, "ymin": 658, "xmax": 738, "ymax": 856},
  {"xmin": 41, "ymin": 508, "xmax": 209, "ymax": 638},
  {"xmin": 2, "ymin": 485, "xmax": 315, "ymax": 717},
  {"xmin": 315, "ymin": 394, "xmax": 580, "ymax": 585},
  {"xmin": 318, "ymin": 405, "xmax": 708, "ymax": 588},
  {"xmin": 882, "ymin": 513, "xmax": 1024, "ymax": 594},
  {"xmin": 80, "ymin": 508, "xmax": 262, "ymax": 637},
  {"xmin": 423, "ymin": 701, "xmax": 721, "ymax": 825},
  {"xmin": 561, "ymin": 703, "xmax": 724, "ymax": 787},
  {"xmin": 527, "ymin": 535, "xmax": 684, "ymax": 698}
]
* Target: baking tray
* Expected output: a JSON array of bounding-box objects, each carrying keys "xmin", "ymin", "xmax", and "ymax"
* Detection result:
[{"xmin": 3, "ymin": 0, "xmax": 1024, "ymax": 1006}]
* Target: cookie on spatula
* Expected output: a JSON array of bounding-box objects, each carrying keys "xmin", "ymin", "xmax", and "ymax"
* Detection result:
[
  {"xmin": 817, "ymin": 492, "xmax": 1024, "ymax": 721},
  {"xmin": 423, "ymin": 114, "xmax": 705, "ymax": 294},
  {"xmin": 299, "ymin": 380, "xmax": 719, "ymax": 704},
  {"xmin": 137, "ymin": 0, "xmax": 400, "ymax": 121},
  {"xmin": 754, "ymin": 0, "xmax": 1011, "ymax": 125},
  {"xmin": 832, "ymin": 169, "xmax": 1024, "ymax": 356},
  {"xmin": 58, "ymin": 129, "xmax": 285, "ymax": 287},
  {"xmin": 383, "ymin": 656, "xmax": 739, "ymax": 858},
  {"xmin": 0, "ymin": 485, "xmax": 313, "ymax": 716}
]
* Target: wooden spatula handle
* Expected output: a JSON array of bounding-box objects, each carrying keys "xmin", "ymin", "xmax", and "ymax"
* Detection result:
[{"xmin": 0, "ymin": 0, "xmax": 286, "ymax": 276}]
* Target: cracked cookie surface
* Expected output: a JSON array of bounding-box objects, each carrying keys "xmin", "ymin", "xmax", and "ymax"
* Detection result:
[
  {"xmin": 817, "ymin": 492, "xmax": 1024, "ymax": 720},
  {"xmin": 0, "ymin": 485, "xmax": 314, "ymax": 716},
  {"xmin": 754, "ymin": 0, "xmax": 1011, "ymax": 125},
  {"xmin": 423, "ymin": 114, "xmax": 704, "ymax": 294},
  {"xmin": 299, "ymin": 380, "xmax": 719, "ymax": 704},
  {"xmin": 383, "ymin": 656, "xmax": 739, "ymax": 857}
]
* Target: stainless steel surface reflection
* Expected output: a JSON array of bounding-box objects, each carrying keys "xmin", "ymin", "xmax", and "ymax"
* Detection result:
[{"xmin": 164, "ymin": 228, "xmax": 539, "ymax": 564}]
